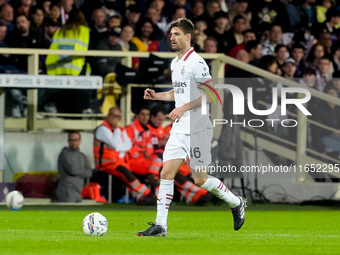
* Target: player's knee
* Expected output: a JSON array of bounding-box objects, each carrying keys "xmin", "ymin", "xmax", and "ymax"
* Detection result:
[{"xmin": 193, "ymin": 177, "xmax": 207, "ymax": 187}]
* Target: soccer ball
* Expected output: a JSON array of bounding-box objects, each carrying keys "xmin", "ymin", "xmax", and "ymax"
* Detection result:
[
  {"xmin": 5, "ymin": 190, "xmax": 24, "ymax": 211},
  {"xmin": 82, "ymin": 212, "xmax": 108, "ymax": 236}
]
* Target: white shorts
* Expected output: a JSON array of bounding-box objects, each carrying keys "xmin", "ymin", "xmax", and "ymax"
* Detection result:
[{"xmin": 163, "ymin": 129, "xmax": 213, "ymax": 168}]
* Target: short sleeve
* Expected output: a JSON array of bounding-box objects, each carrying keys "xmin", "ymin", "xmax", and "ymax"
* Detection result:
[{"xmin": 193, "ymin": 58, "xmax": 212, "ymax": 80}]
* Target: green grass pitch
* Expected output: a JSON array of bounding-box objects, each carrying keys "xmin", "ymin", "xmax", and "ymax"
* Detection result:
[{"xmin": 0, "ymin": 203, "xmax": 339, "ymax": 255}]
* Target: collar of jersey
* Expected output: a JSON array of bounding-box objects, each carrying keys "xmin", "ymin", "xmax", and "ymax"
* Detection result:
[{"xmin": 176, "ymin": 47, "xmax": 194, "ymax": 61}]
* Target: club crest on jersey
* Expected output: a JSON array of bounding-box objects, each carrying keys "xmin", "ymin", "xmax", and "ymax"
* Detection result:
[{"xmin": 181, "ymin": 66, "xmax": 185, "ymax": 76}]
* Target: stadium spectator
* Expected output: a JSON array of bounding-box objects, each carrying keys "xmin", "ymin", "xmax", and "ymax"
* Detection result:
[
  {"xmin": 245, "ymin": 40, "xmax": 262, "ymax": 66},
  {"xmin": 41, "ymin": 0, "xmax": 52, "ymax": 16},
  {"xmin": 262, "ymin": 25, "xmax": 283, "ymax": 56},
  {"xmin": 125, "ymin": 106, "xmax": 161, "ymax": 188},
  {"xmin": 274, "ymin": 44, "xmax": 288, "ymax": 73},
  {"xmin": 0, "ymin": 3, "xmax": 14, "ymax": 33},
  {"xmin": 187, "ymin": 0, "xmax": 204, "ymax": 25},
  {"xmin": 227, "ymin": 0, "xmax": 251, "ymax": 30},
  {"xmin": 331, "ymin": 42, "xmax": 340, "ymax": 72},
  {"xmin": 318, "ymin": 32, "xmax": 332, "ymax": 59},
  {"xmin": 100, "ymin": 0, "xmax": 123, "ymax": 22},
  {"xmin": 118, "ymin": 24, "xmax": 137, "ymax": 52},
  {"xmin": 282, "ymin": 58, "xmax": 297, "ymax": 78},
  {"xmin": 297, "ymin": 0, "xmax": 317, "ymax": 30},
  {"xmin": 121, "ymin": 4, "xmax": 140, "ymax": 31},
  {"xmin": 312, "ymin": 7, "xmax": 340, "ymax": 38},
  {"xmin": 226, "ymin": 15, "xmax": 246, "ymax": 53},
  {"xmin": 94, "ymin": 26, "xmax": 122, "ymax": 77},
  {"xmin": 60, "ymin": 0, "xmax": 74, "ymax": 25},
  {"xmin": 41, "ymin": 17, "xmax": 60, "ymax": 48},
  {"xmin": 108, "ymin": 15, "xmax": 121, "ymax": 28},
  {"xmin": 203, "ymin": 36, "xmax": 218, "ymax": 53},
  {"xmin": 149, "ymin": 0, "xmax": 169, "ymax": 34},
  {"xmin": 310, "ymin": 85, "xmax": 340, "ymax": 155},
  {"xmin": 29, "ymin": 5, "xmax": 44, "ymax": 40},
  {"xmin": 93, "ymin": 107, "xmax": 157, "ymax": 205},
  {"xmin": 316, "ymin": 0, "xmax": 334, "ymax": 23},
  {"xmin": 56, "ymin": 131, "xmax": 92, "ymax": 203},
  {"xmin": 49, "ymin": 4, "xmax": 61, "ymax": 24},
  {"xmin": 280, "ymin": 0, "xmax": 301, "ymax": 33},
  {"xmin": 195, "ymin": 20, "xmax": 207, "ymax": 50},
  {"xmin": 305, "ymin": 43, "xmax": 325, "ymax": 70},
  {"xmin": 205, "ymin": 10, "xmax": 229, "ymax": 53},
  {"xmin": 291, "ymin": 43, "xmax": 306, "ymax": 78},
  {"xmin": 301, "ymin": 67, "xmax": 316, "ymax": 88},
  {"xmin": 171, "ymin": 0, "xmax": 191, "ymax": 13},
  {"xmin": 131, "ymin": 18, "xmax": 159, "ymax": 52},
  {"xmin": 315, "ymin": 57, "xmax": 332, "ymax": 91},
  {"xmin": 192, "ymin": 28, "xmax": 203, "ymax": 52},
  {"xmin": 229, "ymin": 29, "xmax": 256, "ymax": 59},
  {"xmin": 15, "ymin": 0, "xmax": 33, "ymax": 19},
  {"xmin": 235, "ymin": 49, "xmax": 249, "ymax": 63},
  {"xmin": 90, "ymin": 8, "xmax": 108, "ymax": 48},
  {"xmin": 5, "ymin": 14, "xmax": 42, "ymax": 72},
  {"xmin": 144, "ymin": 6, "xmax": 164, "ymax": 40},
  {"xmin": 165, "ymin": 7, "xmax": 186, "ymax": 33},
  {"xmin": 204, "ymin": 0, "xmax": 220, "ymax": 30}
]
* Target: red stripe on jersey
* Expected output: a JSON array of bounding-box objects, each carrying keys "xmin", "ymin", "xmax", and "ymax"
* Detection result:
[
  {"xmin": 183, "ymin": 48, "xmax": 194, "ymax": 61},
  {"xmin": 166, "ymin": 194, "xmax": 173, "ymax": 197}
]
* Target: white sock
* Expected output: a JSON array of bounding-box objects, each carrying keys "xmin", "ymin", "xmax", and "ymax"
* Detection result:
[
  {"xmin": 201, "ymin": 176, "xmax": 240, "ymax": 208},
  {"xmin": 155, "ymin": 179, "xmax": 174, "ymax": 227}
]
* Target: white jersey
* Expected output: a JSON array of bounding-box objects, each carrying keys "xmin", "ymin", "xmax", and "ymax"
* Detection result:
[{"xmin": 170, "ymin": 47, "xmax": 213, "ymax": 134}]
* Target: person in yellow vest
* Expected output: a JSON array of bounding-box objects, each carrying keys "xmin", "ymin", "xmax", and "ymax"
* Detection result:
[{"xmin": 45, "ymin": 9, "xmax": 92, "ymax": 114}]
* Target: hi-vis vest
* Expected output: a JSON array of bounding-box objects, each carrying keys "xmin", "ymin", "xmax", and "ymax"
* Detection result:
[
  {"xmin": 93, "ymin": 120, "xmax": 121, "ymax": 170},
  {"xmin": 46, "ymin": 25, "xmax": 90, "ymax": 76}
]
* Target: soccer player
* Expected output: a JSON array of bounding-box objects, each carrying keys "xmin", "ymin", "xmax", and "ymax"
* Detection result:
[{"xmin": 137, "ymin": 18, "xmax": 246, "ymax": 237}]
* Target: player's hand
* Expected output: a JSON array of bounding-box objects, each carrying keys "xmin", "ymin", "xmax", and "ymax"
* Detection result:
[
  {"xmin": 169, "ymin": 106, "xmax": 186, "ymax": 122},
  {"xmin": 144, "ymin": 88, "xmax": 157, "ymax": 100}
]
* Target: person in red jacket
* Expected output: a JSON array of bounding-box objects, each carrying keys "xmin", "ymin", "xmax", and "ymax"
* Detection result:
[
  {"xmin": 93, "ymin": 106, "xmax": 156, "ymax": 205},
  {"xmin": 126, "ymin": 106, "xmax": 160, "ymax": 186}
]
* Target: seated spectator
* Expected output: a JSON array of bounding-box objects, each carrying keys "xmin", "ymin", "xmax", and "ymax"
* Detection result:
[
  {"xmin": 203, "ymin": 36, "xmax": 218, "ymax": 53},
  {"xmin": 228, "ymin": 0, "xmax": 251, "ymax": 30},
  {"xmin": 131, "ymin": 17, "xmax": 159, "ymax": 52},
  {"xmin": 94, "ymin": 27, "xmax": 122, "ymax": 77},
  {"xmin": 203, "ymin": 0, "xmax": 220, "ymax": 30},
  {"xmin": 149, "ymin": 0, "xmax": 169, "ymax": 34},
  {"xmin": 41, "ymin": 0, "xmax": 52, "ymax": 17},
  {"xmin": 118, "ymin": 24, "xmax": 137, "ymax": 52},
  {"xmin": 49, "ymin": 4, "xmax": 61, "ymax": 25},
  {"xmin": 94, "ymin": 107, "xmax": 156, "ymax": 205},
  {"xmin": 125, "ymin": 106, "xmax": 160, "ymax": 186},
  {"xmin": 30, "ymin": 5, "xmax": 44, "ymax": 28},
  {"xmin": 192, "ymin": 28, "xmax": 203, "ymax": 52},
  {"xmin": 310, "ymin": 85, "xmax": 340, "ymax": 156},
  {"xmin": 297, "ymin": 0, "xmax": 317, "ymax": 30},
  {"xmin": 226, "ymin": 15, "xmax": 246, "ymax": 54},
  {"xmin": 312, "ymin": 7, "xmax": 340, "ymax": 38},
  {"xmin": 144, "ymin": 6, "xmax": 164, "ymax": 40},
  {"xmin": 229, "ymin": 29, "xmax": 256, "ymax": 59},
  {"xmin": 60, "ymin": 0, "xmax": 74, "ymax": 24},
  {"xmin": 205, "ymin": 10, "xmax": 229, "ymax": 53},
  {"xmin": 262, "ymin": 25, "xmax": 283, "ymax": 56},
  {"xmin": 282, "ymin": 58, "xmax": 297, "ymax": 79},
  {"xmin": 187, "ymin": 0, "xmax": 204, "ymax": 25},
  {"xmin": 90, "ymin": 8, "xmax": 109, "ymax": 48},
  {"xmin": 0, "ymin": 24, "xmax": 17, "ymax": 73},
  {"xmin": 245, "ymin": 40, "xmax": 262, "ymax": 66},
  {"xmin": 15, "ymin": 0, "xmax": 34, "ymax": 19},
  {"xmin": 274, "ymin": 44, "xmax": 288, "ymax": 73},
  {"xmin": 291, "ymin": 43, "xmax": 306, "ymax": 78},
  {"xmin": 0, "ymin": 3, "xmax": 14, "ymax": 33},
  {"xmin": 195, "ymin": 20, "xmax": 207, "ymax": 50},
  {"xmin": 108, "ymin": 15, "xmax": 121, "ymax": 28},
  {"xmin": 316, "ymin": 0, "xmax": 334, "ymax": 24},
  {"xmin": 318, "ymin": 32, "xmax": 332, "ymax": 59},
  {"xmin": 56, "ymin": 131, "xmax": 93, "ymax": 203},
  {"xmin": 41, "ymin": 17, "xmax": 60, "ymax": 49},
  {"xmin": 121, "ymin": 4, "xmax": 140, "ymax": 32},
  {"xmin": 315, "ymin": 57, "xmax": 332, "ymax": 91},
  {"xmin": 165, "ymin": 7, "xmax": 186, "ymax": 33},
  {"xmin": 305, "ymin": 43, "xmax": 325, "ymax": 70},
  {"xmin": 331, "ymin": 41, "xmax": 340, "ymax": 72},
  {"xmin": 301, "ymin": 68, "xmax": 316, "ymax": 88}
]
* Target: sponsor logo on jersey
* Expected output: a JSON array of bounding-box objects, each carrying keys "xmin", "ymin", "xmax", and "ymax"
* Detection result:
[{"xmin": 173, "ymin": 81, "xmax": 187, "ymax": 87}]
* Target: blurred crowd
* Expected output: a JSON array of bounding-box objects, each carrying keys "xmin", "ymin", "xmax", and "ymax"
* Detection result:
[{"xmin": 0, "ymin": 0, "xmax": 340, "ymax": 157}]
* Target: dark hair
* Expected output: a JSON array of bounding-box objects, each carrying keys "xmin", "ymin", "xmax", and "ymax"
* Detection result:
[
  {"xmin": 302, "ymin": 67, "xmax": 316, "ymax": 76},
  {"xmin": 242, "ymin": 29, "xmax": 256, "ymax": 36},
  {"xmin": 170, "ymin": 18, "xmax": 194, "ymax": 38},
  {"xmin": 318, "ymin": 56, "xmax": 331, "ymax": 63},
  {"xmin": 291, "ymin": 43, "xmax": 305, "ymax": 52},
  {"xmin": 204, "ymin": 36, "xmax": 218, "ymax": 46},
  {"xmin": 68, "ymin": 130, "xmax": 81, "ymax": 139},
  {"xmin": 150, "ymin": 105, "xmax": 167, "ymax": 117},
  {"xmin": 324, "ymin": 84, "xmax": 337, "ymax": 94},
  {"xmin": 134, "ymin": 105, "xmax": 150, "ymax": 115},
  {"xmin": 245, "ymin": 40, "xmax": 260, "ymax": 53},
  {"xmin": 326, "ymin": 7, "xmax": 340, "ymax": 22},
  {"xmin": 258, "ymin": 55, "xmax": 277, "ymax": 71},
  {"xmin": 274, "ymin": 44, "xmax": 287, "ymax": 53},
  {"xmin": 135, "ymin": 17, "xmax": 155, "ymax": 40},
  {"xmin": 30, "ymin": 5, "xmax": 44, "ymax": 16},
  {"xmin": 306, "ymin": 43, "xmax": 324, "ymax": 63},
  {"xmin": 60, "ymin": 9, "xmax": 88, "ymax": 36},
  {"xmin": 232, "ymin": 14, "xmax": 246, "ymax": 24}
]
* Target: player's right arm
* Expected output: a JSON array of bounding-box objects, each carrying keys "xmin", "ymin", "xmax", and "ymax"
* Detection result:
[{"xmin": 144, "ymin": 88, "xmax": 174, "ymax": 101}]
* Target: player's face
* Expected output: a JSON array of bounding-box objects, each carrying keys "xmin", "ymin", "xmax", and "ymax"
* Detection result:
[
  {"xmin": 68, "ymin": 133, "xmax": 81, "ymax": 150},
  {"xmin": 137, "ymin": 109, "xmax": 150, "ymax": 126},
  {"xmin": 170, "ymin": 27, "xmax": 190, "ymax": 52}
]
